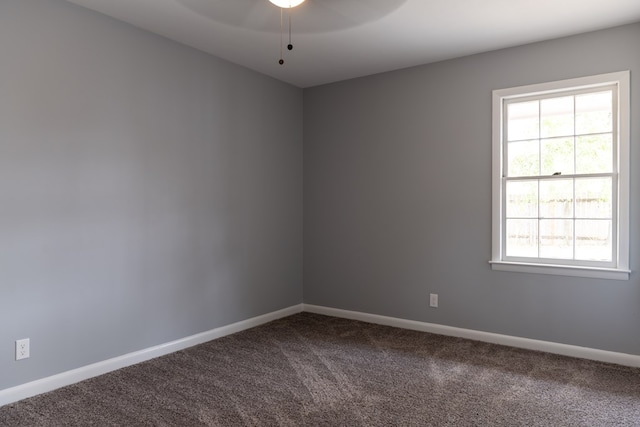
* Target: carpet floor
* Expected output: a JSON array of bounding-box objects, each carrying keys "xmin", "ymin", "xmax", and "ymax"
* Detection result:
[{"xmin": 1, "ymin": 312, "xmax": 640, "ymax": 426}]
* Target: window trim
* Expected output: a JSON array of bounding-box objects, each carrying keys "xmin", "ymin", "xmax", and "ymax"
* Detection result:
[{"xmin": 491, "ymin": 71, "xmax": 630, "ymax": 281}]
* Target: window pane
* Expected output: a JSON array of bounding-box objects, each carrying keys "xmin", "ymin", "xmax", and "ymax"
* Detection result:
[
  {"xmin": 506, "ymin": 181, "xmax": 538, "ymax": 218},
  {"xmin": 508, "ymin": 101, "xmax": 539, "ymax": 141},
  {"xmin": 508, "ymin": 140, "xmax": 539, "ymax": 177},
  {"xmin": 506, "ymin": 219, "xmax": 538, "ymax": 257},
  {"xmin": 540, "ymin": 179, "xmax": 573, "ymax": 218},
  {"xmin": 575, "ymin": 177, "xmax": 612, "ymax": 219},
  {"xmin": 540, "ymin": 220, "xmax": 573, "ymax": 259},
  {"xmin": 541, "ymin": 137, "xmax": 574, "ymax": 176},
  {"xmin": 575, "ymin": 220, "xmax": 612, "ymax": 261},
  {"xmin": 576, "ymin": 91, "xmax": 612, "ymax": 135},
  {"xmin": 541, "ymin": 96, "xmax": 574, "ymax": 138},
  {"xmin": 576, "ymin": 134, "xmax": 612, "ymax": 174}
]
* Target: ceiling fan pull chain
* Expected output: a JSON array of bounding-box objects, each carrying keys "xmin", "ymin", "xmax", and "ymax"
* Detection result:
[
  {"xmin": 288, "ymin": 10, "xmax": 293, "ymax": 51},
  {"xmin": 279, "ymin": 7, "xmax": 284, "ymax": 65}
]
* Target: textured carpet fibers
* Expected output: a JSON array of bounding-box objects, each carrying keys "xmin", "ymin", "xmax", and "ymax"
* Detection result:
[{"xmin": 1, "ymin": 313, "xmax": 640, "ymax": 426}]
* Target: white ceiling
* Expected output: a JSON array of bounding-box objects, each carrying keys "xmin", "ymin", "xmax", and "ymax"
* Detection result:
[{"xmin": 66, "ymin": 0, "xmax": 640, "ymax": 88}]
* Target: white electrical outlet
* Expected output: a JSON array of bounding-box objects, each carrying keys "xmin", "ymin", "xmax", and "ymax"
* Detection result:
[
  {"xmin": 16, "ymin": 338, "xmax": 30, "ymax": 360},
  {"xmin": 429, "ymin": 293, "xmax": 438, "ymax": 308}
]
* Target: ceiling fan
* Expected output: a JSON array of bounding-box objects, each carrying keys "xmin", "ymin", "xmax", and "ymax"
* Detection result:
[
  {"xmin": 269, "ymin": 0, "xmax": 304, "ymax": 65},
  {"xmin": 267, "ymin": 0, "xmax": 306, "ymax": 65},
  {"xmin": 176, "ymin": 0, "xmax": 406, "ymax": 66}
]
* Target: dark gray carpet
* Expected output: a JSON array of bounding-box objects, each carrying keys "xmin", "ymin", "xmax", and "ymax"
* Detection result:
[{"xmin": 1, "ymin": 313, "xmax": 640, "ymax": 426}]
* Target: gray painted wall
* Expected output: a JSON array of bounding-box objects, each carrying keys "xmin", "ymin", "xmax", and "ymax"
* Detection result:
[
  {"xmin": 304, "ymin": 23, "xmax": 640, "ymax": 355},
  {"xmin": 0, "ymin": 0, "xmax": 302, "ymax": 390}
]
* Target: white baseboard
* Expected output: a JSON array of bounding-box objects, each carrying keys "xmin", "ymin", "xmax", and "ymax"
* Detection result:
[
  {"xmin": 4, "ymin": 302, "xmax": 639, "ymax": 408},
  {"xmin": 0, "ymin": 304, "xmax": 303, "ymax": 407},
  {"xmin": 303, "ymin": 304, "xmax": 640, "ymax": 368}
]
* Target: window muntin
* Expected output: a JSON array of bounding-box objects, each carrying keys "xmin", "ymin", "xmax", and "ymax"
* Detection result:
[{"xmin": 491, "ymin": 72, "xmax": 630, "ymax": 280}]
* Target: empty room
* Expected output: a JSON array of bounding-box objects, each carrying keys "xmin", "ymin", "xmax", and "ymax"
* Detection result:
[{"xmin": 1, "ymin": 0, "xmax": 639, "ymax": 425}]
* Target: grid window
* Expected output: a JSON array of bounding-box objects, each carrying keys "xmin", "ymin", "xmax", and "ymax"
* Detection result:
[{"xmin": 491, "ymin": 72, "xmax": 630, "ymax": 280}]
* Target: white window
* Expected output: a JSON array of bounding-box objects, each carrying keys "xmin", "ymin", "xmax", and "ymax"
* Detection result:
[{"xmin": 491, "ymin": 71, "xmax": 630, "ymax": 280}]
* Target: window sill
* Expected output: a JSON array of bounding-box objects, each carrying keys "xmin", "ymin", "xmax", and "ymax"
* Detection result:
[{"xmin": 489, "ymin": 261, "xmax": 630, "ymax": 281}]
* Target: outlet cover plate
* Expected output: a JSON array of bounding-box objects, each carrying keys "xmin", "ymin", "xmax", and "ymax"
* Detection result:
[
  {"xmin": 16, "ymin": 338, "xmax": 30, "ymax": 360},
  {"xmin": 430, "ymin": 293, "xmax": 438, "ymax": 308}
]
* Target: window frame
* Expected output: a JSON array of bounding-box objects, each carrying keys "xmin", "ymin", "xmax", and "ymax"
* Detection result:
[{"xmin": 490, "ymin": 71, "xmax": 630, "ymax": 280}]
